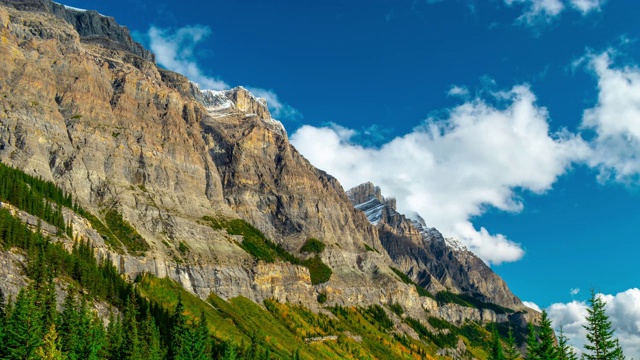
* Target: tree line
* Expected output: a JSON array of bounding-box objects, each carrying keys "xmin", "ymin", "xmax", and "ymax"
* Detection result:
[{"xmin": 489, "ymin": 291, "xmax": 625, "ymax": 360}]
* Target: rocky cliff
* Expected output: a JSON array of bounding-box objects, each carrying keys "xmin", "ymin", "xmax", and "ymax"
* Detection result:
[
  {"xmin": 347, "ymin": 182, "xmax": 525, "ymax": 310},
  {"xmin": 0, "ymin": 0, "xmax": 535, "ymax": 335}
]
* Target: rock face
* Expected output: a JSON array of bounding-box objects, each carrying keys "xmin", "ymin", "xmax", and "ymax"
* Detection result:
[
  {"xmin": 347, "ymin": 182, "xmax": 525, "ymax": 310},
  {"xmin": 0, "ymin": 0, "xmax": 535, "ymax": 331},
  {"xmin": 0, "ymin": 0, "xmax": 154, "ymax": 61}
]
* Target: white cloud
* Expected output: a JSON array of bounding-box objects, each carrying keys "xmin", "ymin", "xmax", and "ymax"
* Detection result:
[
  {"xmin": 571, "ymin": 288, "xmax": 580, "ymax": 295},
  {"xmin": 581, "ymin": 52, "xmax": 640, "ymax": 184},
  {"xmin": 503, "ymin": 0, "xmax": 606, "ymax": 26},
  {"xmin": 147, "ymin": 25, "xmax": 228, "ymax": 91},
  {"xmin": 548, "ymin": 289, "xmax": 640, "ymax": 357},
  {"xmin": 523, "ymin": 301, "xmax": 542, "ymax": 312},
  {"xmin": 504, "ymin": 0, "xmax": 565, "ymax": 25},
  {"xmin": 246, "ymin": 87, "xmax": 303, "ymax": 121},
  {"xmin": 448, "ymin": 85, "xmax": 469, "ymax": 97},
  {"xmin": 291, "ymin": 85, "xmax": 589, "ymax": 265},
  {"xmin": 570, "ymin": 0, "xmax": 606, "ymax": 14}
]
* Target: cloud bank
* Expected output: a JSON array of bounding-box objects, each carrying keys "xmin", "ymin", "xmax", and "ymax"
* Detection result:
[
  {"xmin": 581, "ymin": 52, "xmax": 640, "ymax": 184},
  {"xmin": 548, "ymin": 289, "xmax": 640, "ymax": 357},
  {"xmin": 291, "ymin": 85, "xmax": 589, "ymax": 265}
]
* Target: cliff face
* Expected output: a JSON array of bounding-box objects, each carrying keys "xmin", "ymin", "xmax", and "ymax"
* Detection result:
[
  {"xmin": 0, "ymin": 0, "xmax": 534, "ymax": 329},
  {"xmin": 1, "ymin": 0, "xmax": 154, "ymax": 61},
  {"xmin": 347, "ymin": 182, "xmax": 525, "ymax": 310}
]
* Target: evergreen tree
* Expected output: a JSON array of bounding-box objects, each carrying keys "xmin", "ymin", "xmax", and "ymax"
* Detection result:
[
  {"xmin": 583, "ymin": 290, "xmax": 624, "ymax": 360},
  {"xmin": 505, "ymin": 326, "xmax": 521, "ymax": 360},
  {"xmin": 525, "ymin": 322, "xmax": 539, "ymax": 360},
  {"xmin": 76, "ymin": 297, "xmax": 104, "ymax": 360},
  {"xmin": 189, "ymin": 311, "xmax": 211, "ymax": 360},
  {"xmin": 121, "ymin": 293, "xmax": 141, "ymax": 360},
  {"xmin": 489, "ymin": 327, "xmax": 506, "ymax": 360},
  {"xmin": 3, "ymin": 286, "xmax": 43, "ymax": 359},
  {"xmin": 222, "ymin": 342, "xmax": 238, "ymax": 360},
  {"xmin": 140, "ymin": 307, "xmax": 163, "ymax": 360},
  {"xmin": 58, "ymin": 290, "xmax": 81, "ymax": 360},
  {"xmin": 170, "ymin": 297, "xmax": 188, "ymax": 360},
  {"xmin": 534, "ymin": 310, "xmax": 557, "ymax": 360},
  {"xmin": 556, "ymin": 327, "xmax": 577, "ymax": 360},
  {"xmin": 35, "ymin": 324, "xmax": 64, "ymax": 360},
  {"xmin": 103, "ymin": 313, "xmax": 124, "ymax": 360}
]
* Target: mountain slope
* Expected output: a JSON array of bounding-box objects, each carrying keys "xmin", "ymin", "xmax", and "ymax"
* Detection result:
[{"xmin": 347, "ymin": 182, "xmax": 525, "ymax": 311}]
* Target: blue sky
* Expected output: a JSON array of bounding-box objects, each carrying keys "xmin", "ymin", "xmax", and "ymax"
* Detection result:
[{"xmin": 59, "ymin": 0, "xmax": 640, "ymax": 352}]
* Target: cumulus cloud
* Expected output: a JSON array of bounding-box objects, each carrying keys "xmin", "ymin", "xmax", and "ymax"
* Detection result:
[
  {"xmin": 581, "ymin": 52, "xmax": 640, "ymax": 184},
  {"xmin": 548, "ymin": 289, "xmax": 640, "ymax": 356},
  {"xmin": 246, "ymin": 87, "xmax": 303, "ymax": 121},
  {"xmin": 147, "ymin": 25, "xmax": 228, "ymax": 91},
  {"xmin": 570, "ymin": 0, "xmax": 606, "ymax": 14},
  {"xmin": 291, "ymin": 85, "xmax": 589, "ymax": 265},
  {"xmin": 523, "ymin": 301, "xmax": 542, "ymax": 312}
]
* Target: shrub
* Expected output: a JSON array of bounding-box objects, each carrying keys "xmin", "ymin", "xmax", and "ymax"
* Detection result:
[
  {"xmin": 389, "ymin": 303, "xmax": 404, "ymax": 317},
  {"xmin": 300, "ymin": 238, "xmax": 325, "ymax": 254},
  {"xmin": 317, "ymin": 293, "xmax": 327, "ymax": 304},
  {"xmin": 303, "ymin": 256, "xmax": 332, "ymax": 285}
]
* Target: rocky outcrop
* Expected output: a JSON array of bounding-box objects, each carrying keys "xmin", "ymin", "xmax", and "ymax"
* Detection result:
[
  {"xmin": 0, "ymin": 0, "xmax": 154, "ymax": 61},
  {"xmin": 347, "ymin": 182, "xmax": 525, "ymax": 311}
]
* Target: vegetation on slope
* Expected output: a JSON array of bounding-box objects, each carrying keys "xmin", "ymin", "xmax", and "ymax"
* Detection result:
[
  {"xmin": 1, "ymin": 162, "xmax": 621, "ymax": 359},
  {"xmin": 0, "ymin": 161, "xmax": 149, "ymax": 255},
  {"xmin": 435, "ymin": 291, "xmax": 515, "ymax": 314},
  {"xmin": 389, "ymin": 266, "xmax": 435, "ymax": 298},
  {"xmin": 203, "ymin": 216, "xmax": 332, "ymax": 285},
  {"xmin": 299, "ymin": 238, "xmax": 325, "ymax": 254}
]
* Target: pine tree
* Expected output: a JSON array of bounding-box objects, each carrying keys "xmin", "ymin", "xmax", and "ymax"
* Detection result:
[
  {"xmin": 489, "ymin": 327, "xmax": 506, "ymax": 360},
  {"xmin": 76, "ymin": 297, "xmax": 104, "ymax": 360},
  {"xmin": 534, "ymin": 310, "xmax": 557, "ymax": 360},
  {"xmin": 222, "ymin": 342, "xmax": 237, "ymax": 360},
  {"xmin": 170, "ymin": 297, "xmax": 188, "ymax": 360},
  {"xmin": 525, "ymin": 322, "xmax": 539, "ymax": 360},
  {"xmin": 103, "ymin": 313, "xmax": 124, "ymax": 360},
  {"xmin": 505, "ymin": 326, "xmax": 521, "ymax": 360},
  {"xmin": 583, "ymin": 290, "xmax": 624, "ymax": 360},
  {"xmin": 556, "ymin": 327, "xmax": 577, "ymax": 360},
  {"xmin": 35, "ymin": 324, "xmax": 64, "ymax": 360},
  {"xmin": 3, "ymin": 286, "xmax": 44, "ymax": 359},
  {"xmin": 121, "ymin": 293, "xmax": 142, "ymax": 360},
  {"xmin": 189, "ymin": 311, "xmax": 211, "ymax": 360},
  {"xmin": 140, "ymin": 307, "xmax": 163, "ymax": 360},
  {"xmin": 58, "ymin": 290, "xmax": 81, "ymax": 360}
]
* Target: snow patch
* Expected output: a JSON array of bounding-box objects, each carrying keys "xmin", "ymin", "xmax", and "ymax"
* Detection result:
[{"xmin": 354, "ymin": 198, "xmax": 386, "ymax": 225}]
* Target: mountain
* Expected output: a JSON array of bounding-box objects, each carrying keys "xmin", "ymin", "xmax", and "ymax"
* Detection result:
[
  {"xmin": 347, "ymin": 182, "xmax": 524, "ymax": 310},
  {"xmin": 0, "ymin": 0, "xmax": 538, "ymax": 357}
]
